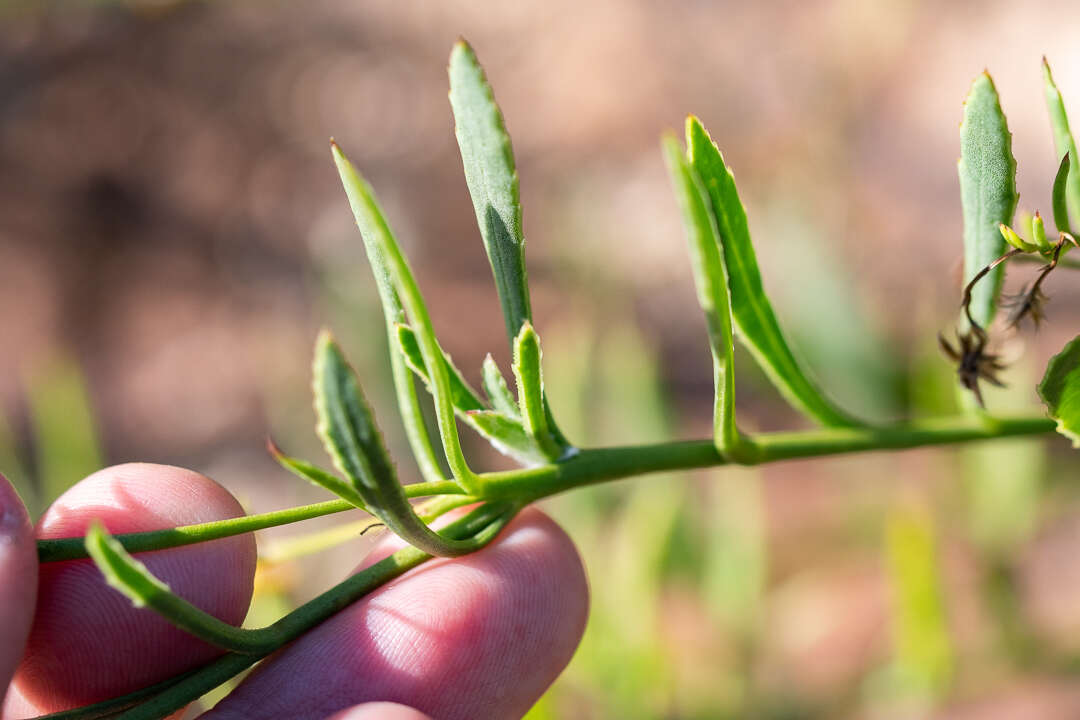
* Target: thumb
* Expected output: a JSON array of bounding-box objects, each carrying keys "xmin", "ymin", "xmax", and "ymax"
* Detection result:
[
  {"xmin": 325, "ymin": 702, "xmax": 432, "ymax": 720},
  {"xmin": 0, "ymin": 474, "xmax": 37, "ymax": 709}
]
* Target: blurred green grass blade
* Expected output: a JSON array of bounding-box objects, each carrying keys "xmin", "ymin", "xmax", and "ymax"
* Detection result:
[
  {"xmin": 662, "ymin": 130, "xmax": 739, "ymax": 455},
  {"xmin": 1038, "ymin": 334, "xmax": 1080, "ymax": 447},
  {"xmin": 702, "ymin": 469, "xmax": 766, "ymax": 632},
  {"xmin": 512, "ymin": 322, "xmax": 563, "ymax": 461},
  {"xmin": 686, "ymin": 116, "xmax": 860, "ymax": 427},
  {"xmin": 27, "ymin": 353, "xmax": 103, "ymax": 507},
  {"xmin": 958, "ymin": 72, "xmax": 1018, "ymax": 329},
  {"xmin": 395, "ymin": 324, "xmax": 486, "ymax": 411},
  {"xmin": 466, "ymin": 410, "xmax": 550, "ymax": 466},
  {"xmin": 330, "ymin": 144, "xmax": 447, "ymax": 485},
  {"xmin": 482, "ymin": 354, "xmax": 520, "ymax": 418},
  {"xmin": 1043, "ymin": 58, "xmax": 1080, "ymax": 231},
  {"xmin": 448, "ymin": 39, "xmax": 532, "ymax": 343},
  {"xmin": 884, "ymin": 505, "xmax": 953, "ymax": 699},
  {"xmin": 1052, "ymin": 153, "xmax": 1071, "ymax": 236}
]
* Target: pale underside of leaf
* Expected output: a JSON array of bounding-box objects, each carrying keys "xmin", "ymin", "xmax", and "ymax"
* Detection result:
[
  {"xmin": 686, "ymin": 116, "xmax": 860, "ymax": 428},
  {"xmin": 1044, "ymin": 58, "xmax": 1080, "ymax": 233},
  {"xmin": 396, "ymin": 324, "xmax": 552, "ymax": 465},
  {"xmin": 396, "ymin": 324, "xmax": 485, "ymax": 412},
  {"xmin": 482, "ymin": 353, "xmax": 520, "ymax": 418},
  {"xmin": 662, "ymin": 130, "xmax": 739, "ymax": 454},
  {"xmin": 958, "ymin": 72, "xmax": 1018, "ymax": 329}
]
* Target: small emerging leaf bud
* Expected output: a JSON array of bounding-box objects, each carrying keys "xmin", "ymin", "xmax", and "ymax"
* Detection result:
[
  {"xmin": 998, "ymin": 223, "xmax": 1037, "ymax": 253},
  {"xmin": 1032, "ymin": 211, "xmax": 1053, "ymax": 253}
]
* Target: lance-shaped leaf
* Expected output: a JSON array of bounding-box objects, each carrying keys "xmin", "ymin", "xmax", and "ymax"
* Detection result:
[
  {"xmin": 267, "ymin": 439, "xmax": 370, "ymax": 512},
  {"xmin": 1053, "ymin": 153, "xmax": 1071, "ymax": 237},
  {"xmin": 512, "ymin": 322, "xmax": 564, "ymax": 461},
  {"xmin": 332, "ymin": 143, "xmax": 478, "ymax": 491},
  {"xmin": 1044, "ymin": 58, "xmax": 1080, "ymax": 232},
  {"xmin": 313, "ymin": 331, "xmax": 486, "ymax": 557},
  {"xmin": 1038, "ymin": 334, "xmax": 1080, "ymax": 448},
  {"xmin": 959, "ymin": 72, "xmax": 1018, "ymax": 329},
  {"xmin": 86, "ymin": 522, "xmax": 271, "ymax": 654},
  {"xmin": 395, "ymin": 325, "xmax": 552, "ymax": 465},
  {"xmin": 686, "ymin": 116, "xmax": 860, "ymax": 428},
  {"xmin": 449, "ymin": 40, "xmax": 532, "ymax": 343},
  {"xmin": 331, "ymin": 143, "xmax": 446, "ymax": 486},
  {"xmin": 662, "ymin": 130, "xmax": 740, "ymax": 455},
  {"xmin": 467, "ymin": 410, "xmax": 552, "ymax": 466},
  {"xmin": 482, "ymin": 353, "xmax": 520, "ymax": 418},
  {"xmin": 395, "ymin": 324, "xmax": 486, "ymax": 411}
]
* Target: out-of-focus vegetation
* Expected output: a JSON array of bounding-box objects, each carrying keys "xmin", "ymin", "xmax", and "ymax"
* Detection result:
[{"xmin": 5, "ymin": 1, "xmax": 1080, "ymax": 717}]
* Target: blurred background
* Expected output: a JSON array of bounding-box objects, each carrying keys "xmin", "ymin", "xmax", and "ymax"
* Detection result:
[{"xmin": 4, "ymin": 0, "xmax": 1080, "ymax": 717}]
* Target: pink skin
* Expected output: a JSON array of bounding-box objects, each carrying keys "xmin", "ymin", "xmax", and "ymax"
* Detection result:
[
  {"xmin": 1, "ymin": 465, "xmax": 589, "ymax": 719},
  {"xmin": 0, "ymin": 475, "xmax": 37, "ymax": 713},
  {"xmin": 10, "ymin": 464, "xmax": 257, "ymax": 716}
]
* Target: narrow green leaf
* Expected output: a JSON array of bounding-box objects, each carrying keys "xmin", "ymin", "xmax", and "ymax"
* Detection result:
[
  {"xmin": 662, "ymin": 130, "xmax": 740, "ymax": 456},
  {"xmin": 686, "ymin": 116, "xmax": 859, "ymax": 427},
  {"xmin": 312, "ymin": 331, "xmax": 489, "ymax": 557},
  {"xmin": 448, "ymin": 40, "xmax": 532, "ymax": 343},
  {"xmin": 512, "ymin": 322, "xmax": 564, "ymax": 460},
  {"xmin": 395, "ymin": 324, "xmax": 486, "ymax": 411},
  {"xmin": 86, "ymin": 522, "xmax": 267, "ymax": 654},
  {"xmin": 958, "ymin": 72, "xmax": 1018, "ymax": 329},
  {"xmin": 482, "ymin": 353, "xmax": 520, "ymax": 418},
  {"xmin": 395, "ymin": 326, "xmax": 547, "ymax": 465},
  {"xmin": 1043, "ymin": 58, "xmax": 1080, "ymax": 231},
  {"xmin": 1038, "ymin": 334, "xmax": 1080, "ymax": 447},
  {"xmin": 332, "ymin": 142, "xmax": 478, "ymax": 491},
  {"xmin": 266, "ymin": 439, "xmax": 370, "ymax": 512},
  {"xmin": 331, "ymin": 143, "xmax": 447, "ymax": 486},
  {"xmin": 1053, "ymin": 153, "xmax": 1071, "ymax": 236},
  {"xmin": 466, "ymin": 410, "xmax": 552, "ymax": 466},
  {"xmin": 313, "ymin": 330, "xmax": 397, "ymax": 502}
]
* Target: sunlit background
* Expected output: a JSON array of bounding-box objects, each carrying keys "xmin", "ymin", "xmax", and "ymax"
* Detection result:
[{"xmin": 4, "ymin": 1, "xmax": 1080, "ymax": 717}]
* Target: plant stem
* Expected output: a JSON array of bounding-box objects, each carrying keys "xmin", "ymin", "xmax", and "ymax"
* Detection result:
[
  {"xmin": 480, "ymin": 413, "xmax": 1056, "ymax": 502},
  {"xmin": 37, "ymin": 481, "xmax": 465, "ymax": 563},
  {"xmin": 38, "ymin": 413, "xmax": 1054, "ymax": 563},
  {"xmin": 1013, "ymin": 251, "xmax": 1080, "ymax": 270}
]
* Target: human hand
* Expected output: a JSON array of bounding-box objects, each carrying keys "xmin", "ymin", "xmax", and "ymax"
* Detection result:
[{"xmin": 0, "ymin": 465, "xmax": 589, "ymax": 719}]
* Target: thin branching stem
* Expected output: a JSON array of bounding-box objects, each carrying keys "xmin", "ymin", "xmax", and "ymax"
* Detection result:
[
  {"xmin": 39, "ymin": 413, "xmax": 1055, "ymax": 563},
  {"xmin": 962, "ymin": 247, "xmax": 1024, "ymax": 331},
  {"xmin": 37, "ymin": 481, "xmax": 465, "ymax": 563}
]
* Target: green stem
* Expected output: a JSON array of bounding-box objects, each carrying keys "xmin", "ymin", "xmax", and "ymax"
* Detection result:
[
  {"xmin": 39, "ymin": 413, "xmax": 1054, "ymax": 564},
  {"xmin": 479, "ymin": 413, "xmax": 1055, "ymax": 502},
  {"xmin": 109, "ymin": 502, "xmax": 517, "ymax": 720},
  {"xmin": 332, "ymin": 144, "xmax": 480, "ymax": 494},
  {"xmin": 37, "ymin": 481, "xmax": 464, "ymax": 563}
]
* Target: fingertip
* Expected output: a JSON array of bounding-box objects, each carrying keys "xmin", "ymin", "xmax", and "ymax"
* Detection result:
[
  {"xmin": 209, "ymin": 507, "xmax": 588, "ymax": 720},
  {"xmin": 13, "ymin": 463, "xmax": 257, "ymax": 713},
  {"xmin": 0, "ymin": 473, "xmax": 37, "ymax": 710},
  {"xmin": 325, "ymin": 702, "xmax": 432, "ymax": 720}
]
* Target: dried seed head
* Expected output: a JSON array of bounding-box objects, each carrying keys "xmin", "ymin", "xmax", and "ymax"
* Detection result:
[
  {"xmin": 938, "ymin": 327, "xmax": 1007, "ymax": 408},
  {"xmin": 1002, "ymin": 284, "xmax": 1049, "ymax": 330}
]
